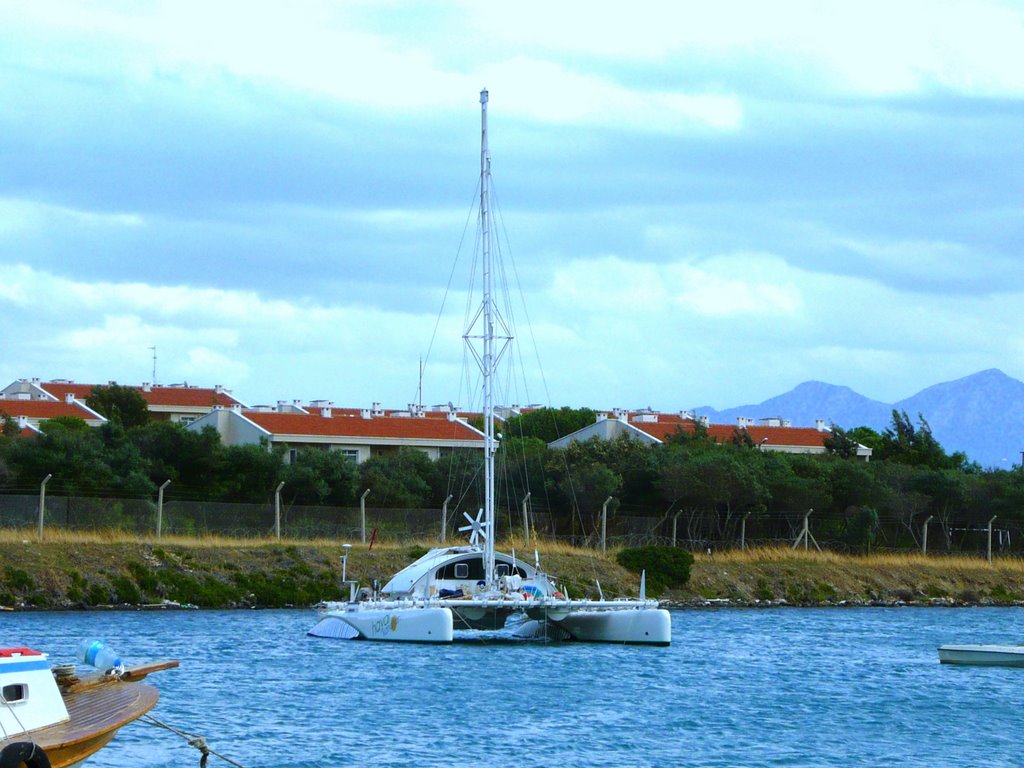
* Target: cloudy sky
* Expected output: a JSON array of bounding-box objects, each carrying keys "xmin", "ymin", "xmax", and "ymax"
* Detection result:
[{"xmin": 2, "ymin": 1, "xmax": 1022, "ymax": 413}]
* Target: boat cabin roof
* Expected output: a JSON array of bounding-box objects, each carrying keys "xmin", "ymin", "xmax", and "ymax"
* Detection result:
[{"xmin": 382, "ymin": 546, "xmax": 538, "ymax": 595}]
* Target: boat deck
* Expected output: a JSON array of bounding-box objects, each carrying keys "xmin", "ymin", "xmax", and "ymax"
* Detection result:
[{"xmin": 1, "ymin": 661, "xmax": 177, "ymax": 768}]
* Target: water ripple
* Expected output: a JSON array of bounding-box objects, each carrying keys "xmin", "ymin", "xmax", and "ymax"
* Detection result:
[{"xmin": 5, "ymin": 606, "xmax": 1024, "ymax": 766}]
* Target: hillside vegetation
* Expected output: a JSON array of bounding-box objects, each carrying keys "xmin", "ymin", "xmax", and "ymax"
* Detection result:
[{"xmin": 2, "ymin": 533, "xmax": 1022, "ymax": 610}]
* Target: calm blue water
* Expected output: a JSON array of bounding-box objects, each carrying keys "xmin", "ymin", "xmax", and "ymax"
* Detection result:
[{"xmin": 4, "ymin": 607, "xmax": 1023, "ymax": 767}]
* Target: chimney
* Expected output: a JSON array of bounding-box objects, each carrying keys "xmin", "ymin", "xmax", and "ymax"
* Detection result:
[
  {"xmin": 230, "ymin": 404, "xmax": 241, "ymax": 414},
  {"xmin": 371, "ymin": 402, "xmax": 384, "ymax": 417},
  {"xmin": 597, "ymin": 412, "xmax": 608, "ymax": 422},
  {"xmin": 142, "ymin": 382, "xmax": 152, "ymax": 392},
  {"xmin": 612, "ymin": 407, "xmax": 628, "ymax": 422},
  {"xmin": 361, "ymin": 409, "xmax": 371, "ymax": 419},
  {"xmin": 17, "ymin": 415, "xmax": 29, "ymax": 428},
  {"xmin": 699, "ymin": 415, "xmax": 710, "ymax": 427},
  {"xmin": 215, "ymin": 384, "xmax": 225, "ymax": 394},
  {"xmin": 65, "ymin": 393, "xmax": 76, "ymax": 404},
  {"xmin": 815, "ymin": 419, "xmax": 827, "ymax": 432},
  {"xmin": 321, "ymin": 408, "xmax": 332, "ymax": 418}
]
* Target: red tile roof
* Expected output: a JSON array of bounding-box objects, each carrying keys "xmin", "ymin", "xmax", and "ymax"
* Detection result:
[
  {"xmin": 744, "ymin": 425, "xmax": 829, "ymax": 448},
  {"xmin": 243, "ymin": 412, "xmax": 484, "ymax": 442},
  {"xmin": 41, "ymin": 382, "xmax": 244, "ymax": 408},
  {"xmin": 629, "ymin": 417, "xmax": 828, "ymax": 448},
  {"xmin": 0, "ymin": 398, "xmax": 104, "ymax": 422}
]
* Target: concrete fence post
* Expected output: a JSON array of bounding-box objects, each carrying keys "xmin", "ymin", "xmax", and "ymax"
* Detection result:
[
  {"xmin": 157, "ymin": 479, "xmax": 171, "ymax": 539},
  {"xmin": 360, "ymin": 488, "xmax": 371, "ymax": 543},
  {"xmin": 37, "ymin": 474, "xmax": 52, "ymax": 541}
]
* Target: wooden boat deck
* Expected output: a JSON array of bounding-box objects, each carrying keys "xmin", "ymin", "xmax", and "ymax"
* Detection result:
[{"xmin": 1, "ymin": 661, "xmax": 177, "ymax": 768}]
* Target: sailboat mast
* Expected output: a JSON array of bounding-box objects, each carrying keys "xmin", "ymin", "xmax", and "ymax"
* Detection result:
[{"xmin": 479, "ymin": 88, "xmax": 497, "ymax": 587}]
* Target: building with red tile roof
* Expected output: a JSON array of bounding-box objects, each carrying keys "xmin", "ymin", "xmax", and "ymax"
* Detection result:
[
  {"xmin": 548, "ymin": 408, "xmax": 872, "ymax": 460},
  {"xmin": 2, "ymin": 378, "xmax": 247, "ymax": 425},
  {"xmin": 188, "ymin": 404, "xmax": 484, "ymax": 463},
  {"xmin": 0, "ymin": 394, "xmax": 108, "ymax": 428}
]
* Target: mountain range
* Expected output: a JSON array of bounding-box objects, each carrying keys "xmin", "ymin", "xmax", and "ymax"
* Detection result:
[{"xmin": 691, "ymin": 368, "xmax": 1024, "ymax": 469}]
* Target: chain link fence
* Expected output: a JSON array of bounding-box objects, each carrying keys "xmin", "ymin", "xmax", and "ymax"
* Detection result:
[{"xmin": 1, "ymin": 493, "xmax": 1018, "ymax": 558}]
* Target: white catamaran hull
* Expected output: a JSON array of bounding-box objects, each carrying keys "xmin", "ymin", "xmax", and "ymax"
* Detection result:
[
  {"xmin": 312, "ymin": 599, "xmax": 671, "ymax": 645},
  {"xmin": 938, "ymin": 644, "xmax": 1024, "ymax": 666},
  {"xmin": 550, "ymin": 608, "xmax": 671, "ymax": 646},
  {"xmin": 310, "ymin": 606, "xmax": 454, "ymax": 643}
]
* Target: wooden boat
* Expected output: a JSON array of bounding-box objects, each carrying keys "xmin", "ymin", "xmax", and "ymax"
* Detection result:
[
  {"xmin": 1, "ymin": 646, "xmax": 178, "ymax": 767},
  {"xmin": 938, "ymin": 643, "xmax": 1024, "ymax": 666}
]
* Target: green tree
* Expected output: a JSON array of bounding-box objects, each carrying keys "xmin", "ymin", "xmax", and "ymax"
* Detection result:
[
  {"xmin": 358, "ymin": 448, "xmax": 439, "ymax": 508},
  {"xmin": 494, "ymin": 436, "xmax": 547, "ymax": 511},
  {"xmin": 282, "ymin": 449, "xmax": 359, "ymax": 506},
  {"xmin": 219, "ymin": 444, "xmax": 285, "ymax": 503},
  {"xmin": 1, "ymin": 412, "xmax": 19, "ymax": 438},
  {"xmin": 502, "ymin": 407, "xmax": 596, "ymax": 444},
  {"xmin": 86, "ymin": 384, "xmax": 150, "ymax": 429},
  {"xmin": 876, "ymin": 410, "xmax": 965, "ymax": 470},
  {"xmin": 823, "ymin": 424, "xmax": 861, "ymax": 458},
  {"xmin": 130, "ymin": 422, "xmax": 226, "ymax": 498},
  {"xmin": 4, "ymin": 417, "xmax": 116, "ymax": 496},
  {"xmin": 560, "ymin": 434, "xmax": 656, "ymax": 510},
  {"xmin": 845, "ymin": 506, "xmax": 880, "ymax": 553},
  {"xmin": 558, "ymin": 461, "xmax": 622, "ymax": 523},
  {"xmin": 846, "ymin": 426, "xmax": 884, "ymax": 454}
]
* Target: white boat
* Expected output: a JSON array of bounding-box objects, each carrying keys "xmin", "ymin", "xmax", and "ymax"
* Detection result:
[
  {"xmin": 310, "ymin": 90, "xmax": 671, "ymax": 647},
  {"xmin": 938, "ymin": 644, "xmax": 1024, "ymax": 666},
  {"xmin": 0, "ymin": 645, "xmax": 178, "ymax": 767}
]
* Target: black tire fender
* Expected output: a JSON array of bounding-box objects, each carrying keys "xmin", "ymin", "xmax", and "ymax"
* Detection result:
[{"xmin": 0, "ymin": 741, "xmax": 52, "ymax": 768}]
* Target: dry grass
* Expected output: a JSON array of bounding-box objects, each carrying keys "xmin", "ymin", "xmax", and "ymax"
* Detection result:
[{"xmin": 706, "ymin": 545, "xmax": 1024, "ymax": 572}]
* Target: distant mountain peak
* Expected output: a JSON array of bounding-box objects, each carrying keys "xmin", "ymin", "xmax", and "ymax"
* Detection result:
[{"xmin": 690, "ymin": 368, "xmax": 1024, "ymax": 468}]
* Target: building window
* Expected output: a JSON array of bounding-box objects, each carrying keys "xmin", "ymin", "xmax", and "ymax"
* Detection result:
[{"xmin": 288, "ymin": 449, "xmax": 298, "ymax": 465}]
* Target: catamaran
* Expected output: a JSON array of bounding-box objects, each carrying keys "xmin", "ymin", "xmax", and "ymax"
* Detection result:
[{"xmin": 309, "ymin": 90, "xmax": 671, "ymax": 646}]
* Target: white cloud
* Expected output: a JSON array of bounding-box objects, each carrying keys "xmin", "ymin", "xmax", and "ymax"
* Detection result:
[{"xmin": 549, "ymin": 254, "xmax": 801, "ymax": 318}]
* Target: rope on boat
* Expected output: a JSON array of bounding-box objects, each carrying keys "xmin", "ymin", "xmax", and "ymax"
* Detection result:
[{"xmin": 140, "ymin": 714, "xmax": 247, "ymax": 768}]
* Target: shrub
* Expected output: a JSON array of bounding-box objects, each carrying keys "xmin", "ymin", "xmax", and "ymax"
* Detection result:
[
  {"xmin": 615, "ymin": 546, "xmax": 693, "ymax": 597},
  {"xmin": 110, "ymin": 575, "xmax": 142, "ymax": 605},
  {"xmin": 406, "ymin": 545, "xmax": 429, "ymax": 561},
  {"xmin": 3, "ymin": 567, "xmax": 35, "ymax": 592},
  {"xmin": 754, "ymin": 577, "xmax": 774, "ymax": 601}
]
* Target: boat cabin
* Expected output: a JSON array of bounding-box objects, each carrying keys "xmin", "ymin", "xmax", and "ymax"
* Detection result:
[
  {"xmin": 381, "ymin": 547, "xmax": 551, "ymax": 599},
  {"xmin": 0, "ymin": 648, "xmax": 69, "ymax": 738}
]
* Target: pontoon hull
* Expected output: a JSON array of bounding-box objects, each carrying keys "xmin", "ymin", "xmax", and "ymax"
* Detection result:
[
  {"xmin": 550, "ymin": 608, "xmax": 671, "ymax": 646},
  {"xmin": 938, "ymin": 644, "xmax": 1024, "ymax": 666},
  {"xmin": 310, "ymin": 607, "xmax": 454, "ymax": 643}
]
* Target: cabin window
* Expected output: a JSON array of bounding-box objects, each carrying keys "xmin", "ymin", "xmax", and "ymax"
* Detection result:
[
  {"xmin": 2, "ymin": 683, "xmax": 27, "ymax": 704},
  {"xmin": 435, "ymin": 558, "xmax": 526, "ymax": 581}
]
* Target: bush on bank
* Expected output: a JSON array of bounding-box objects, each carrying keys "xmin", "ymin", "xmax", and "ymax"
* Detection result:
[{"xmin": 616, "ymin": 546, "xmax": 694, "ymax": 597}]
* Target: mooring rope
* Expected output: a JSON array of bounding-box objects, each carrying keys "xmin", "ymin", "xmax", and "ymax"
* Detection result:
[{"xmin": 140, "ymin": 714, "xmax": 247, "ymax": 768}]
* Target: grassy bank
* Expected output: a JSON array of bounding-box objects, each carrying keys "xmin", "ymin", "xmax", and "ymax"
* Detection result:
[
  {"xmin": 682, "ymin": 547, "xmax": 1024, "ymax": 606},
  {"xmin": 1, "ymin": 531, "xmax": 1022, "ymax": 610}
]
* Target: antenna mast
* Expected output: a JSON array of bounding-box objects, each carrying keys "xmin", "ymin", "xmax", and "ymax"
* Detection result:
[{"xmin": 149, "ymin": 346, "xmax": 157, "ymax": 385}]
